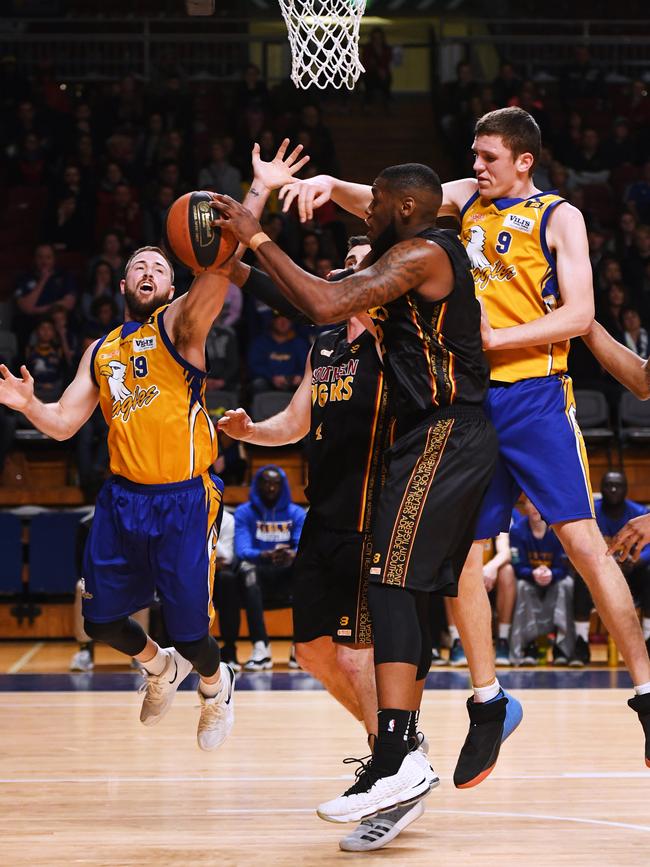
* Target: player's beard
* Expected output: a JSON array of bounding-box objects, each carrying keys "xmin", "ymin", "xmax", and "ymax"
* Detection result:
[
  {"xmin": 370, "ymin": 218, "xmax": 398, "ymax": 262},
  {"xmin": 123, "ymin": 286, "xmax": 168, "ymax": 322}
]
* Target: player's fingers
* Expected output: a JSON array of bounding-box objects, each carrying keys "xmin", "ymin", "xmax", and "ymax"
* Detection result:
[
  {"xmin": 298, "ymin": 185, "xmax": 313, "ymax": 222},
  {"xmin": 285, "ymin": 144, "xmax": 303, "ymax": 165},
  {"xmin": 289, "ymin": 154, "xmax": 310, "ymax": 175},
  {"xmin": 252, "ymin": 141, "xmax": 260, "ymax": 159},
  {"xmin": 275, "ymin": 137, "xmax": 290, "ymax": 160},
  {"xmin": 312, "ymin": 190, "xmax": 329, "ymax": 210},
  {"xmin": 279, "ymin": 184, "xmax": 299, "ymax": 210},
  {"xmin": 20, "ymin": 365, "xmax": 32, "ymax": 383},
  {"xmin": 0, "ymin": 364, "xmax": 11, "ymax": 380}
]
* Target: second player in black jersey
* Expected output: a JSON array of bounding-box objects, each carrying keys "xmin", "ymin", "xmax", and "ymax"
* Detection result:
[{"xmin": 218, "ymin": 236, "xmax": 391, "ymax": 742}]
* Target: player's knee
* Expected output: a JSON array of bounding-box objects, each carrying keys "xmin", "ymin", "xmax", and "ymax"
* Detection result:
[
  {"xmin": 335, "ymin": 644, "xmax": 370, "ymax": 679},
  {"xmin": 83, "ymin": 616, "xmax": 147, "ymax": 657},
  {"xmin": 175, "ymin": 635, "xmax": 220, "ymax": 678},
  {"xmin": 294, "ymin": 640, "xmax": 327, "ymax": 675}
]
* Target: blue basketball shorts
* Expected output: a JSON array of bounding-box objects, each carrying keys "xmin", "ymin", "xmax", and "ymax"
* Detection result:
[
  {"xmin": 474, "ymin": 375, "xmax": 594, "ymax": 539},
  {"xmin": 82, "ymin": 471, "xmax": 224, "ymax": 642}
]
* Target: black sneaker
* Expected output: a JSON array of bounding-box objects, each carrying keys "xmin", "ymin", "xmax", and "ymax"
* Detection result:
[
  {"xmin": 495, "ymin": 638, "xmax": 510, "ymax": 666},
  {"xmin": 521, "ymin": 641, "xmax": 537, "ymax": 666},
  {"xmin": 220, "ymin": 644, "xmax": 242, "ymax": 673},
  {"xmin": 568, "ymin": 636, "xmax": 590, "ymax": 668},
  {"xmin": 430, "ymin": 647, "xmax": 446, "ymax": 667},
  {"xmin": 453, "ymin": 690, "xmax": 522, "ymax": 789},
  {"xmin": 627, "ymin": 691, "xmax": 650, "ymax": 768},
  {"xmin": 552, "ymin": 642, "xmax": 568, "ymax": 666}
]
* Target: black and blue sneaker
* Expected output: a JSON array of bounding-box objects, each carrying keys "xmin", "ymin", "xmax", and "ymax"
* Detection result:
[
  {"xmin": 453, "ymin": 689, "xmax": 523, "ymax": 788},
  {"xmin": 628, "ymin": 691, "xmax": 650, "ymax": 769}
]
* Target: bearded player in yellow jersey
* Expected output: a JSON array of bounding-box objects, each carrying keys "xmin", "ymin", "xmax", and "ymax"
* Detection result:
[
  {"xmin": 278, "ymin": 106, "xmax": 650, "ymax": 780},
  {"xmin": 0, "ymin": 140, "xmax": 309, "ymax": 751}
]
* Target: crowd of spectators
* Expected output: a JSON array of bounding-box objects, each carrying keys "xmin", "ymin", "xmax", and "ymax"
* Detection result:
[
  {"xmin": 0, "ymin": 59, "xmax": 350, "ymax": 486},
  {"xmin": 439, "ymin": 48, "xmax": 650, "ymax": 414}
]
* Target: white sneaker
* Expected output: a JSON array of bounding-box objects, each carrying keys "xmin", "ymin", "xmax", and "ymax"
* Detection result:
[
  {"xmin": 409, "ymin": 732, "xmax": 439, "ymax": 790},
  {"xmin": 244, "ymin": 641, "xmax": 273, "ymax": 671},
  {"xmin": 70, "ymin": 648, "xmax": 94, "ymax": 672},
  {"xmin": 288, "ymin": 644, "xmax": 300, "ymax": 669},
  {"xmin": 339, "ymin": 800, "xmax": 425, "ymax": 851},
  {"xmin": 197, "ymin": 662, "xmax": 235, "ymax": 751},
  {"xmin": 317, "ymin": 752, "xmax": 430, "ymax": 824},
  {"xmin": 139, "ymin": 648, "xmax": 193, "ymax": 726}
]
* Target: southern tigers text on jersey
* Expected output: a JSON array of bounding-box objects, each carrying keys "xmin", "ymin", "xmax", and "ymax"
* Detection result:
[
  {"xmin": 90, "ymin": 306, "xmax": 217, "ymax": 484},
  {"xmin": 306, "ymin": 327, "xmax": 390, "ymax": 533},
  {"xmin": 460, "ymin": 190, "xmax": 567, "ymax": 383}
]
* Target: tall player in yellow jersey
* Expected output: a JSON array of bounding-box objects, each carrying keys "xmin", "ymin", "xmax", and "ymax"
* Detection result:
[
  {"xmin": 0, "ymin": 140, "xmax": 309, "ymax": 751},
  {"xmin": 277, "ymin": 107, "xmax": 650, "ymax": 778}
]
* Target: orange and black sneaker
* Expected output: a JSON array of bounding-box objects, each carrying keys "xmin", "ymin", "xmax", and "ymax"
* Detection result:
[
  {"xmin": 628, "ymin": 692, "xmax": 650, "ymax": 769},
  {"xmin": 453, "ymin": 689, "xmax": 523, "ymax": 789}
]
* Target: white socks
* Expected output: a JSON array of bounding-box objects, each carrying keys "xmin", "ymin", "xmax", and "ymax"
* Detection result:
[
  {"xmin": 448, "ymin": 625, "xmax": 460, "ymax": 642},
  {"xmin": 473, "ymin": 678, "xmax": 501, "ymax": 703},
  {"xmin": 634, "ymin": 681, "xmax": 650, "ymax": 696},
  {"xmin": 642, "ymin": 618, "xmax": 650, "ymax": 641},
  {"xmin": 141, "ymin": 644, "xmax": 168, "ymax": 676},
  {"xmin": 498, "ymin": 623, "xmax": 511, "ymax": 640},
  {"xmin": 575, "ymin": 621, "xmax": 590, "ymax": 643}
]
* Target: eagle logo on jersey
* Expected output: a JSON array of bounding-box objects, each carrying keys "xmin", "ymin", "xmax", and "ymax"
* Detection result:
[
  {"xmin": 465, "ymin": 225, "xmax": 491, "ymax": 269},
  {"xmin": 100, "ymin": 360, "xmax": 131, "ymax": 402},
  {"xmin": 463, "ymin": 225, "xmax": 518, "ymax": 292},
  {"xmin": 99, "ymin": 360, "xmax": 160, "ymax": 423}
]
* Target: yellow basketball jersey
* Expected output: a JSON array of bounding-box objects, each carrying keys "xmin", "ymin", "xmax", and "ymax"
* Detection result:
[
  {"xmin": 91, "ymin": 306, "xmax": 217, "ymax": 484},
  {"xmin": 460, "ymin": 190, "xmax": 568, "ymax": 382}
]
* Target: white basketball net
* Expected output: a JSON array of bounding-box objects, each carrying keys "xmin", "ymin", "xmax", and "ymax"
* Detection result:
[{"xmin": 278, "ymin": 0, "xmax": 367, "ymax": 90}]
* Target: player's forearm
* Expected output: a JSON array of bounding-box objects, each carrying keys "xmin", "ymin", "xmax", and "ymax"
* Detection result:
[
  {"xmin": 254, "ymin": 241, "xmax": 343, "ymax": 324},
  {"xmin": 582, "ymin": 320, "xmax": 650, "ymax": 400},
  {"xmin": 488, "ymin": 305, "xmax": 594, "ymax": 352},
  {"xmin": 330, "ymin": 178, "xmax": 372, "ymax": 219},
  {"xmin": 20, "ymin": 398, "xmax": 78, "ymax": 441},
  {"xmin": 241, "ymin": 410, "xmax": 308, "ymax": 447}
]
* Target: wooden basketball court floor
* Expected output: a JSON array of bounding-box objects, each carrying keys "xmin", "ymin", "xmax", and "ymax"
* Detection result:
[{"xmin": 0, "ymin": 642, "xmax": 648, "ymax": 866}]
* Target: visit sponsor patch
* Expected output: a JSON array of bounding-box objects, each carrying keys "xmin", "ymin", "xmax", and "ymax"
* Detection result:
[
  {"xmin": 133, "ymin": 336, "xmax": 157, "ymax": 352},
  {"xmin": 502, "ymin": 213, "xmax": 535, "ymax": 234}
]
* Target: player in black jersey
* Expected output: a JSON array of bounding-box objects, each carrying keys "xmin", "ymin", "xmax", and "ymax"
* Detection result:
[
  {"xmin": 212, "ymin": 164, "xmax": 499, "ymax": 825},
  {"xmin": 221, "ymin": 237, "xmax": 437, "ymax": 851}
]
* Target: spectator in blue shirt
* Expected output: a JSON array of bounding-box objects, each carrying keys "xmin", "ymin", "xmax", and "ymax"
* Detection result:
[
  {"xmin": 247, "ymin": 313, "xmax": 310, "ymax": 394},
  {"xmin": 231, "ymin": 465, "xmax": 306, "ymax": 671},
  {"xmin": 510, "ymin": 497, "xmax": 575, "ymax": 666},
  {"xmin": 573, "ymin": 470, "xmax": 650, "ymax": 664}
]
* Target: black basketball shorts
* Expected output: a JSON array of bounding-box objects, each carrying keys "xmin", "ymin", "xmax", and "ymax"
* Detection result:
[
  {"xmin": 292, "ymin": 510, "xmax": 373, "ymax": 646},
  {"xmin": 369, "ymin": 406, "xmax": 498, "ymax": 595}
]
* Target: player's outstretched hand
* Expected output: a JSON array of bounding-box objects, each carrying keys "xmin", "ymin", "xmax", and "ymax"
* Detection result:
[
  {"xmin": 0, "ymin": 364, "xmax": 35, "ymax": 411},
  {"xmin": 218, "ymin": 407, "xmax": 255, "ymax": 441},
  {"xmin": 252, "ymin": 138, "xmax": 310, "ymax": 192},
  {"xmin": 210, "ymin": 195, "xmax": 262, "ymax": 246},
  {"xmin": 278, "ymin": 175, "xmax": 334, "ymax": 222},
  {"xmin": 607, "ymin": 514, "xmax": 650, "ymax": 562}
]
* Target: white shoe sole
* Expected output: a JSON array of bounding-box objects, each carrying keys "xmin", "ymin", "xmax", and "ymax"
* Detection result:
[
  {"xmin": 243, "ymin": 660, "xmax": 273, "ymax": 671},
  {"xmin": 317, "ymin": 775, "xmax": 430, "ymax": 824},
  {"xmin": 339, "ymin": 800, "xmax": 425, "ymax": 851}
]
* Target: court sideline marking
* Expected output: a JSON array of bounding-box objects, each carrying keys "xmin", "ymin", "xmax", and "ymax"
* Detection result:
[{"xmin": 7, "ymin": 642, "xmax": 44, "ymax": 674}]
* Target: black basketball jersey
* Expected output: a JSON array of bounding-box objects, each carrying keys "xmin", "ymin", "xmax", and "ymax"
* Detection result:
[
  {"xmin": 369, "ymin": 227, "xmax": 489, "ymax": 432},
  {"xmin": 306, "ymin": 326, "xmax": 390, "ymax": 533}
]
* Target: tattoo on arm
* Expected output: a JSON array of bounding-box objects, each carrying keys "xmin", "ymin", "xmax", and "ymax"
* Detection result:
[
  {"xmin": 321, "ymin": 239, "xmax": 436, "ymax": 320},
  {"xmin": 249, "ymin": 187, "xmax": 260, "ymax": 197}
]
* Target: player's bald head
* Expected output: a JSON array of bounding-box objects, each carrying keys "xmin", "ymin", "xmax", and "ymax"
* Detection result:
[{"xmin": 376, "ymin": 163, "xmax": 442, "ymax": 219}]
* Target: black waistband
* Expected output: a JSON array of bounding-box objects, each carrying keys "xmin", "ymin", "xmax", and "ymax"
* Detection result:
[{"xmin": 489, "ymin": 379, "xmax": 515, "ymax": 388}]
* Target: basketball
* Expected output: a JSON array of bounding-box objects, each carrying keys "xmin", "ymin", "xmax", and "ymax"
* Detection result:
[{"xmin": 162, "ymin": 190, "xmax": 237, "ymax": 273}]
